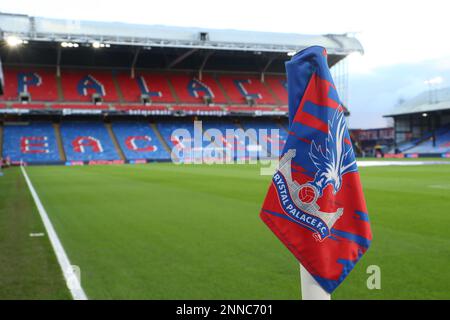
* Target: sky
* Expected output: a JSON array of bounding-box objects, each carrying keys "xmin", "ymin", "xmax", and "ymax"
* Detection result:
[{"xmin": 1, "ymin": 0, "xmax": 449, "ymax": 128}]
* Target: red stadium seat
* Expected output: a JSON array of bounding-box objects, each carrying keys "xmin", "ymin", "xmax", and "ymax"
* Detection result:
[
  {"xmin": 60, "ymin": 70, "xmax": 118, "ymax": 102},
  {"xmin": 116, "ymin": 72, "xmax": 176, "ymax": 103},
  {"xmin": 265, "ymin": 76, "xmax": 288, "ymax": 104},
  {"xmin": 167, "ymin": 74, "xmax": 228, "ymax": 104},
  {"xmin": 217, "ymin": 75, "xmax": 277, "ymax": 104},
  {"xmin": 1, "ymin": 67, "xmax": 58, "ymax": 101}
]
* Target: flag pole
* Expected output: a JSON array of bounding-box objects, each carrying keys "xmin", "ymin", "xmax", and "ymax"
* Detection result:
[{"xmin": 300, "ymin": 264, "xmax": 331, "ymax": 300}]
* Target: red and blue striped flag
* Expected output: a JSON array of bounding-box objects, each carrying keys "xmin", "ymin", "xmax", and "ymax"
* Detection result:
[{"xmin": 260, "ymin": 46, "xmax": 372, "ymax": 293}]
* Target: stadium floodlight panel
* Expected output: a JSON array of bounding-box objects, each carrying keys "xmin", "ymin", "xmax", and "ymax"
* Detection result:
[
  {"xmin": 6, "ymin": 35, "xmax": 24, "ymax": 47},
  {"xmin": 61, "ymin": 42, "xmax": 79, "ymax": 48},
  {"xmin": 91, "ymin": 41, "xmax": 109, "ymax": 48}
]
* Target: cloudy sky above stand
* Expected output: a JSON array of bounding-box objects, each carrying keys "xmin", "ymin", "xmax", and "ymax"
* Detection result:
[{"xmin": 1, "ymin": 0, "xmax": 448, "ymax": 128}]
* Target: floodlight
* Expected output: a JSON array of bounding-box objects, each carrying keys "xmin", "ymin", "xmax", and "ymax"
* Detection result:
[{"xmin": 6, "ymin": 36, "xmax": 23, "ymax": 47}]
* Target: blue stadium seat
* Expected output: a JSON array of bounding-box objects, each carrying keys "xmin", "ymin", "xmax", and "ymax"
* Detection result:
[
  {"xmin": 112, "ymin": 121, "xmax": 170, "ymax": 161},
  {"xmin": 405, "ymin": 126, "xmax": 450, "ymax": 154},
  {"xmin": 2, "ymin": 122, "xmax": 61, "ymax": 164},
  {"xmin": 60, "ymin": 121, "xmax": 119, "ymax": 161},
  {"xmin": 157, "ymin": 120, "xmax": 234, "ymax": 163},
  {"xmin": 201, "ymin": 119, "xmax": 255, "ymax": 161},
  {"xmin": 240, "ymin": 119, "xmax": 288, "ymax": 158}
]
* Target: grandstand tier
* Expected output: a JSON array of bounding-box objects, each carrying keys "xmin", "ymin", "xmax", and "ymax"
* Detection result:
[
  {"xmin": 1, "ymin": 118, "xmax": 289, "ymax": 164},
  {"xmin": 59, "ymin": 121, "xmax": 120, "ymax": 162},
  {"xmin": 1, "ymin": 66, "xmax": 286, "ymax": 106}
]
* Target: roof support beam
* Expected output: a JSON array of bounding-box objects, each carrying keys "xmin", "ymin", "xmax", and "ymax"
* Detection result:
[
  {"xmin": 130, "ymin": 48, "xmax": 141, "ymax": 79},
  {"xmin": 198, "ymin": 51, "xmax": 214, "ymax": 80},
  {"xmin": 260, "ymin": 56, "xmax": 276, "ymax": 83},
  {"xmin": 167, "ymin": 48, "xmax": 198, "ymax": 69},
  {"xmin": 56, "ymin": 46, "xmax": 62, "ymax": 77}
]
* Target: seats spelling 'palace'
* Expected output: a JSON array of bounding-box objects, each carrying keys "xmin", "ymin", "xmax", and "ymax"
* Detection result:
[
  {"xmin": 167, "ymin": 74, "xmax": 228, "ymax": 104},
  {"xmin": 0, "ymin": 66, "xmax": 300, "ymax": 164},
  {"xmin": 60, "ymin": 70, "xmax": 119, "ymax": 102},
  {"xmin": 112, "ymin": 121, "xmax": 170, "ymax": 160},
  {"xmin": 217, "ymin": 75, "xmax": 277, "ymax": 104},
  {"xmin": 2, "ymin": 122, "xmax": 61, "ymax": 163},
  {"xmin": 60, "ymin": 121, "xmax": 120, "ymax": 161},
  {"xmin": 0, "ymin": 66, "xmax": 288, "ymax": 105},
  {"xmin": 116, "ymin": 73, "xmax": 176, "ymax": 103},
  {"xmin": 2, "ymin": 68, "xmax": 58, "ymax": 101}
]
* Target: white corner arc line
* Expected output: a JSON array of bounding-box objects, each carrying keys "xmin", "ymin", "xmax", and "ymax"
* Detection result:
[{"xmin": 20, "ymin": 166, "xmax": 88, "ymax": 300}]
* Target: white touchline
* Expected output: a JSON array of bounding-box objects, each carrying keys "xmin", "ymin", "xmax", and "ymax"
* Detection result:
[{"xmin": 20, "ymin": 166, "xmax": 88, "ymax": 300}]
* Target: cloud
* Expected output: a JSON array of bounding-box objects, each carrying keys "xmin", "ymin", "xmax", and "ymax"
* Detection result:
[{"xmin": 348, "ymin": 55, "xmax": 450, "ymax": 129}]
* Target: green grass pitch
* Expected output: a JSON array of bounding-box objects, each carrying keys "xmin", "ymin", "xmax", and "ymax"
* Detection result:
[{"xmin": 1, "ymin": 163, "xmax": 449, "ymax": 299}]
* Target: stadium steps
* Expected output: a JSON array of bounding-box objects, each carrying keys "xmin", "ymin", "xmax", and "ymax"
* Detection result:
[
  {"xmin": 166, "ymin": 78, "xmax": 181, "ymax": 103},
  {"xmin": 262, "ymin": 79, "xmax": 283, "ymax": 105},
  {"xmin": 150, "ymin": 122, "xmax": 173, "ymax": 156},
  {"xmin": 105, "ymin": 123, "xmax": 126, "ymax": 161},
  {"xmin": 111, "ymin": 72, "xmax": 125, "ymax": 103},
  {"xmin": 55, "ymin": 74, "xmax": 64, "ymax": 101},
  {"xmin": 53, "ymin": 123, "xmax": 66, "ymax": 161},
  {"xmin": 212, "ymin": 74, "xmax": 232, "ymax": 104}
]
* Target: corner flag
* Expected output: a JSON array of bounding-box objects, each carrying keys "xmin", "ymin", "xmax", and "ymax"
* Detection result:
[{"xmin": 260, "ymin": 46, "xmax": 372, "ymax": 294}]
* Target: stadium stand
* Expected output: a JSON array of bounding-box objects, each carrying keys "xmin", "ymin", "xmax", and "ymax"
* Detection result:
[
  {"xmin": 217, "ymin": 75, "xmax": 277, "ymax": 105},
  {"xmin": 0, "ymin": 12, "xmax": 364, "ymax": 164},
  {"xmin": 240, "ymin": 119, "xmax": 288, "ymax": 157},
  {"xmin": 60, "ymin": 121, "xmax": 120, "ymax": 161},
  {"xmin": 265, "ymin": 76, "xmax": 288, "ymax": 105},
  {"xmin": 112, "ymin": 121, "xmax": 170, "ymax": 160},
  {"xmin": 385, "ymin": 87, "xmax": 450, "ymax": 156},
  {"xmin": 116, "ymin": 72, "xmax": 176, "ymax": 103},
  {"xmin": 156, "ymin": 120, "xmax": 198, "ymax": 162},
  {"xmin": 201, "ymin": 119, "xmax": 243, "ymax": 160},
  {"xmin": 60, "ymin": 70, "xmax": 118, "ymax": 102},
  {"xmin": 167, "ymin": 74, "xmax": 228, "ymax": 104},
  {"xmin": 2, "ymin": 68, "xmax": 58, "ymax": 101},
  {"xmin": 405, "ymin": 125, "xmax": 450, "ymax": 154},
  {"xmin": 2, "ymin": 122, "xmax": 61, "ymax": 163}
]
